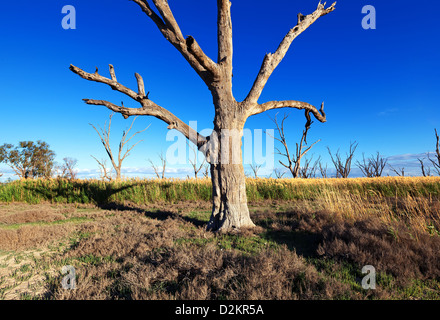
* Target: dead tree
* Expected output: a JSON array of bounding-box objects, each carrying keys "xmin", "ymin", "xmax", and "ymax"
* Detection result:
[
  {"xmin": 318, "ymin": 159, "xmax": 328, "ymax": 178},
  {"xmin": 188, "ymin": 142, "xmax": 206, "ymax": 179},
  {"xmin": 202, "ymin": 164, "xmax": 210, "ymax": 178},
  {"xmin": 417, "ymin": 158, "xmax": 431, "ymax": 177},
  {"xmin": 299, "ymin": 155, "xmax": 320, "ymax": 178},
  {"xmin": 389, "ymin": 165, "xmax": 405, "ymax": 177},
  {"xmin": 90, "ymin": 113, "xmax": 149, "ymax": 180},
  {"xmin": 91, "ymin": 156, "xmax": 112, "ymax": 181},
  {"xmin": 70, "ymin": 1, "xmax": 336, "ymax": 232},
  {"xmin": 327, "ymin": 142, "xmax": 358, "ymax": 178},
  {"xmin": 149, "ymin": 151, "xmax": 167, "ymax": 179},
  {"xmin": 273, "ymin": 168, "xmax": 286, "ymax": 179},
  {"xmin": 356, "ymin": 152, "xmax": 387, "ymax": 178},
  {"xmin": 270, "ymin": 111, "xmax": 321, "ymax": 178},
  {"xmin": 428, "ymin": 129, "xmax": 440, "ymax": 175},
  {"xmin": 249, "ymin": 164, "xmax": 262, "ymax": 178},
  {"xmin": 60, "ymin": 157, "xmax": 78, "ymax": 179}
]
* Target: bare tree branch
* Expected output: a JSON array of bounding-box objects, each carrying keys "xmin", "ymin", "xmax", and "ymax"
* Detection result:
[
  {"xmin": 327, "ymin": 141, "xmax": 358, "ymax": 178},
  {"xmin": 418, "ymin": 158, "xmax": 431, "ymax": 177},
  {"xmin": 244, "ymin": 1, "xmax": 336, "ymax": 105},
  {"xmin": 91, "ymin": 156, "xmax": 112, "ymax": 181},
  {"xmin": 203, "ymin": 164, "xmax": 210, "ymax": 178},
  {"xmin": 356, "ymin": 152, "xmax": 387, "ymax": 178},
  {"xmin": 389, "ymin": 164, "xmax": 405, "ymax": 177},
  {"xmin": 130, "ymin": 0, "xmax": 219, "ymax": 84},
  {"xmin": 249, "ymin": 163, "xmax": 262, "ymax": 178},
  {"xmin": 318, "ymin": 159, "xmax": 328, "ymax": 178},
  {"xmin": 61, "ymin": 157, "xmax": 78, "ymax": 180},
  {"xmin": 70, "ymin": 64, "xmax": 207, "ymax": 149},
  {"xmin": 217, "ymin": 0, "xmax": 233, "ymax": 72},
  {"xmin": 273, "ymin": 168, "xmax": 286, "ymax": 179},
  {"xmin": 188, "ymin": 141, "xmax": 206, "ymax": 179},
  {"xmin": 248, "ymin": 100, "xmax": 326, "ymax": 123},
  {"xmin": 428, "ymin": 128, "xmax": 440, "ymax": 175},
  {"xmin": 299, "ymin": 155, "xmax": 320, "ymax": 179},
  {"xmin": 149, "ymin": 151, "xmax": 167, "ymax": 179}
]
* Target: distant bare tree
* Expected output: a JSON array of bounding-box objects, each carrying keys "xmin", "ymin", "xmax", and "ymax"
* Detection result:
[
  {"xmin": 91, "ymin": 156, "xmax": 112, "ymax": 181},
  {"xmin": 417, "ymin": 158, "xmax": 431, "ymax": 177},
  {"xmin": 356, "ymin": 152, "xmax": 387, "ymax": 178},
  {"xmin": 202, "ymin": 164, "xmax": 210, "ymax": 178},
  {"xmin": 149, "ymin": 151, "xmax": 166, "ymax": 179},
  {"xmin": 327, "ymin": 141, "xmax": 358, "ymax": 178},
  {"xmin": 90, "ymin": 113, "xmax": 149, "ymax": 180},
  {"xmin": 249, "ymin": 164, "xmax": 262, "ymax": 178},
  {"xmin": 299, "ymin": 155, "xmax": 320, "ymax": 179},
  {"xmin": 188, "ymin": 142, "xmax": 206, "ymax": 179},
  {"xmin": 273, "ymin": 168, "xmax": 286, "ymax": 179},
  {"xmin": 389, "ymin": 165, "xmax": 405, "ymax": 177},
  {"xmin": 270, "ymin": 111, "xmax": 320, "ymax": 178},
  {"xmin": 318, "ymin": 160, "xmax": 328, "ymax": 178},
  {"xmin": 60, "ymin": 157, "xmax": 78, "ymax": 179},
  {"xmin": 428, "ymin": 128, "xmax": 440, "ymax": 175}
]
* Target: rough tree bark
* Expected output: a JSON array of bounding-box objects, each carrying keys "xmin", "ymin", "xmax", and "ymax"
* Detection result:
[{"xmin": 70, "ymin": 0, "xmax": 335, "ymax": 232}]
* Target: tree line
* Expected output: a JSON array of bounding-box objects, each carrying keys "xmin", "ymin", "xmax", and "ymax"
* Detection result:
[{"xmin": 1, "ymin": 124, "xmax": 439, "ymax": 181}]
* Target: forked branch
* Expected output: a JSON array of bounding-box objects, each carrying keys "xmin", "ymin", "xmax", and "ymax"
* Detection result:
[
  {"xmin": 70, "ymin": 64, "xmax": 207, "ymax": 149},
  {"xmin": 130, "ymin": 0, "xmax": 219, "ymax": 84},
  {"xmin": 244, "ymin": 1, "xmax": 336, "ymax": 105}
]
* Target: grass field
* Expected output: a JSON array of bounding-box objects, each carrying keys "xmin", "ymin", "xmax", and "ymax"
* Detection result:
[{"xmin": 0, "ymin": 177, "xmax": 439, "ymax": 300}]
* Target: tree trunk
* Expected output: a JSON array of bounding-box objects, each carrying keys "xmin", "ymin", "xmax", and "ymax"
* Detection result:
[
  {"xmin": 207, "ymin": 159, "xmax": 255, "ymax": 233},
  {"xmin": 205, "ymin": 106, "xmax": 255, "ymax": 232}
]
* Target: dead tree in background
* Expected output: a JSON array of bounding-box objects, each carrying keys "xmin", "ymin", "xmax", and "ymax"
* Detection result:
[
  {"xmin": 60, "ymin": 157, "xmax": 78, "ymax": 179},
  {"xmin": 356, "ymin": 152, "xmax": 387, "ymax": 178},
  {"xmin": 90, "ymin": 113, "xmax": 149, "ymax": 180},
  {"xmin": 428, "ymin": 128, "xmax": 440, "ymax": 175},
  {"xmin": 70, "ymin": 0, "xmax": 336, "ymax": 232},
  {"xmin": 149, "ymin": 151, "xmax": 167, "ymax": 179},
  {"xmin": 188, "ymin": 142, "xmax": 206, "ymax": 179},
  {"xmin": 249, "ymin": 164, "xmax": 262, "ymax": 178},
  {"xmin": 417, "ymin": 158, "xmax": 431, "ymax": 177},
  {"xmin": 299, "ymin": 155, "xmax": 320, "ymax": 178},
  {"xmin": 202, "ymin": 164, "xmax": 210, "ymax": 178},
  {"xmin": 270, "ymin": 111, "xmax": 320, "ymax": 178},
  {"xmin": 91, "ymin": 156, "xmax": 112, "ymax": 181},
  {"xmin": 327, "ymin": 142, "xmax": 358, "ymax": 178},
  {"xmin": 273, "ymin": 168, "xmax": 286, "ymax": 179},
  {"xmin": 318, "ymin": 159, "xmax": 328, "ymax": 178},
  {"xmin": 389, "ymin": 165, "xmax": 405, "ymax": 177}
]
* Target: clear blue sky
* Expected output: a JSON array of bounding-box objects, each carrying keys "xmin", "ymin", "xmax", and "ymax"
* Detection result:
[{"xmin": 0, "ymin": 0, "xmax": 439, "ymax": 180}]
